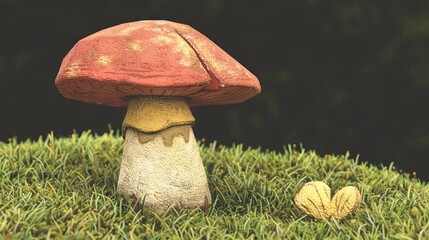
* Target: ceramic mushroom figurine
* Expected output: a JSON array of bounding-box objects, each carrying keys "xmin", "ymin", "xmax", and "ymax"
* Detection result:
[{"xmin": 55, "ymin": 20, "xmax": 261, "ymax": 212}]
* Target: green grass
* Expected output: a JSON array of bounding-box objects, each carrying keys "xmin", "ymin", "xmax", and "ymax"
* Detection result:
[{"xmin": 0, "ymin": 131, "xmax": 428, "ymax": 239}]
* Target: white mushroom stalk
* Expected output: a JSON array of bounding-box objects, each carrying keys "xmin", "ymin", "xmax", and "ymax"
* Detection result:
[{"xmin": 117, "ymin": 96, "xmax": 211, "ymax": 212}]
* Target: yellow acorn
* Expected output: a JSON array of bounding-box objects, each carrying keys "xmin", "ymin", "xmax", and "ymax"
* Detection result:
[
  {"xmin": 331, "ymin": 186, "xmax": 361, "ymax": 219},
  {"xmin": 294, "ymin": 181, "xmax": 332, "ymax": 219}
]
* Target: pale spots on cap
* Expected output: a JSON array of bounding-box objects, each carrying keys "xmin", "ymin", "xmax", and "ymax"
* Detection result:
[
  {"xmin": 170, "ymin": 34, "xmax": 197, "ymax": 67},
  {"xmin": 97, "ymin": 56, "xmax": 112, "ymax": 65},
  {"xmin": 149, "ymin": 35, "xmax": 174, "ymax": 44},
  {"xmin": 206, "ymin": 51, "xmax": 238, "ymax": 76},
  {"xmin": 155, "ymin": 20, "xmax": 169, "ymax": 25},
  {"xmin": 150, "ymin": 34, "xmax": 199, "ymax": 68},
  {"xmin": 139, "ymin": 22, "xmax": 163, "ymax": 33},
  {"xmin": 55, "ymin": 20, "xmax": 261, "ymax": 107},
  {"xmin": 177, "ymin": 29, "xmax": 254, "ymax": 82},
  {"xmin": 201, "ymin": 45, "xmax": 246, "ymax": 77},
  {"xmin": 65, "ymin": 62, "xmax": 81, "ymax": 76},
  {"xmin": 126, "ymin": 41, "xmax": 141, "ymax": 51},
  {"xmin": 120, "ymin": 25, "xmax": 142, "ymax": 36},
  {"xmin": 169, "ymin": 22, "xmax": 191, "ymax": 34}
]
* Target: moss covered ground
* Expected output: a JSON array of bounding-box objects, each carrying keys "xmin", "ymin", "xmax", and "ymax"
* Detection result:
[{"xmin": 1, "ymin": 131, "xmax": 428, "ymax": 239}]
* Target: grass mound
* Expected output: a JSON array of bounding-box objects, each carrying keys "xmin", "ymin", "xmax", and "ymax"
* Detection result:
[{"xmin": 1, "ymin": 131, "xmax": 428, "ymax": 239}]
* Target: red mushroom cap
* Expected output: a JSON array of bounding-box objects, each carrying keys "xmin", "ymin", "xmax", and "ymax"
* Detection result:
[{"xmin": 55, "ymin": 20, "xmax": 261, "ymax": 107}]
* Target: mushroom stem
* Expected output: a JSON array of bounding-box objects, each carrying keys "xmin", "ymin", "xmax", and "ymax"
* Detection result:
[{"xmin": 117, "ymin": 97, "xmax": 211, "ymax": 212}]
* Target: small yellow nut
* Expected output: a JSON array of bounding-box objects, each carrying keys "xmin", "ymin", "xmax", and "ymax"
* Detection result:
[
  {"xmin": 331, "ymin": 186, "xmax": 361, "ymax": 219},
  {"xmin": 294, "ymin": 181, "xmax": 332, "ymax": 219}
]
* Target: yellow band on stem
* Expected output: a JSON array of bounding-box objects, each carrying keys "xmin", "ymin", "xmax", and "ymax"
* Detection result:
[{"xmin": 122, "ymin": 96, "xmax": 195, "ymax": 134}]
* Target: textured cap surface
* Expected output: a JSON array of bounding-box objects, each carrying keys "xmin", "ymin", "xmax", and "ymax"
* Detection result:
[{"xmin": 55, "ymin": 20, "xmax": 261, "ymax": 107}]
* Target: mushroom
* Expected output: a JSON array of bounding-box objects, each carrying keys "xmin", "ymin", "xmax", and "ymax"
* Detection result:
[{"xmin": 55, "ymin": 20, "xmax": 261, "ymax": 212}]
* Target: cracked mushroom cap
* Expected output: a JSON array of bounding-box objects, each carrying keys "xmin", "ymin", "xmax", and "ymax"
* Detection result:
[{"xmin": 55, "ymin": 20, "xmax": 261, "ymax": 107}]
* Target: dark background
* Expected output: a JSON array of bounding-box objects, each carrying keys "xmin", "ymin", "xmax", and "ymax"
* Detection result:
[{"xmin": 1, "ymin": 0, "xmax": 429, "ymax": 181}]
